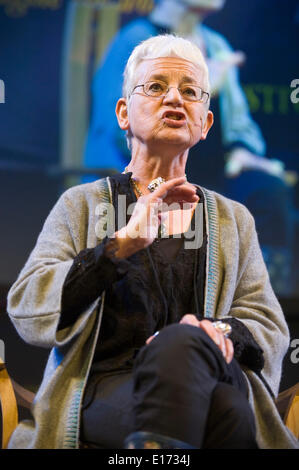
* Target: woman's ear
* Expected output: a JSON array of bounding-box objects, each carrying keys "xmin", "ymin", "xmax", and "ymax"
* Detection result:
[
  {"xmin": 115, "ymin": 98, "xmax": 130, "ymax": 130},
  {"xmin": 201, "ymin": 110, "xmax": 214, "ymax": 140}
]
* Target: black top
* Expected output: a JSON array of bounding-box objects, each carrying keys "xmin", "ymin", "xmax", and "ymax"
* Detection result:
[
  {"xmin": 60, "ymin": 172, "xmax": 207, "ymax": 373},
  {"xmin": 59, "ymin": 172, "xmax": 265, "ymax": 379}
]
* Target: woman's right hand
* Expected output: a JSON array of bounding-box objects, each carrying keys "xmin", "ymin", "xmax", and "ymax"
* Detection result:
[{"xmin": 113, "ymin": 176, "xmax": 198, "ymax": 258}]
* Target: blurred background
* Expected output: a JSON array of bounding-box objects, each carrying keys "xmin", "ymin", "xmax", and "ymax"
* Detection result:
[{"xmin": 0, "ymin": 0, "xmax": 298, "ymax": 403}]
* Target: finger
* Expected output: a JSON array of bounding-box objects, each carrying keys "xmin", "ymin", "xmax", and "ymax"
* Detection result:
[
  {"xmin": 146, "ymin": 178, "xmax": 198, "ymax": 207},
  {"xmin": 162, "ymin": 184, "xmax": 198, "ymax": 200},
  {"xmin": 146, "ymin": 335, "xmax": 154, "ymax": 345},
  {"xmin": 199, "ymin": 320, "xmax": 228, "ymax": 359},
  {"xmin": 152, "ymin": 177, "xmax": 187, "ymax": 199},
  {"xmin": 155, "ymin": 187, "xmax": 199, "ymax": 209},
  {"xmin": 198, "ymin": 320, "xmax": 221, "ymax": 347},
  {"xmin": 217, "ymin": 331, "xmax": 227, "ymax": 359},
  {"xmin": 167, "ymin": 181, "xmax": 197, "ymax": 194},
  {"xmin": 165, "ymin": 183, "xmax": 198, "ymax": 200},
  {"xmin": 180, "ymin": 314, "xmax": 201, "ymax": 327},
  {"xmin": 225, "ymin": 338, "xmax": 234, "ymax": 364},
  {"xmin": 164, "ymin": 192, "xmax": 199, "ymax": 206},
  {"xmin": 146, "ymin": 331, "xmax": 160, "ymax": 345}
]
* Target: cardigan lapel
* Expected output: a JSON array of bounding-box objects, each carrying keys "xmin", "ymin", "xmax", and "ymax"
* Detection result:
[{"xmin": 200, "ymin": 188, "xmax": 221, "ymax": 319}]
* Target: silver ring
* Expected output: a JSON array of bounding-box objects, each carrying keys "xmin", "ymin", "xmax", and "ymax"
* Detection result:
[
  {"xmin": 212, "ymin": 321, "xmax": 232, "ymax": 338},
  {"xmin": 147, "ymin": 177, "xmax": 165, "ymax": 192}
]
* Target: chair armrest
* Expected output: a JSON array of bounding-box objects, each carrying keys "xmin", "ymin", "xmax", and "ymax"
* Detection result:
[
  {"xmin": 0, "ymin": 359, "xmax": 18, "ymax": 449},
  {"xmin": 276, "ymin": 383, "xmax": 299, "ymax": 439}
]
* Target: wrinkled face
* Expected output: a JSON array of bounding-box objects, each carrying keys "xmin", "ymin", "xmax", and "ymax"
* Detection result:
[
  {"xmin": 120, "ymin": 57, "xmax": 213, "ymax": 153},
  {"xmin": 181, "ymin": 0, "xmax": 226, "ymax": 10}
]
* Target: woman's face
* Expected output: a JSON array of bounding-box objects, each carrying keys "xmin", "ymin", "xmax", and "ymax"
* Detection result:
[{"xmin": 117, "ymin": 57, "xmax": 213, "ymax": 154}]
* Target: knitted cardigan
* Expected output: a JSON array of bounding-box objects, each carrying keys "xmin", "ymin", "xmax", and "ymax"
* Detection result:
[{"xmin": 6, "ymin": 177, "xmax": 298, "ymax": 449}]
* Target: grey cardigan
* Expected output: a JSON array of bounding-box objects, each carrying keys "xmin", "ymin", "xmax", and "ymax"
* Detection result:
[{"xmin": 6, "ymin": 177, "xmax": 298, "ymax": 449}]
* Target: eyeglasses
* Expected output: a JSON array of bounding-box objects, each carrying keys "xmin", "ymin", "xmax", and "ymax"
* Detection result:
[{"xmin": 131, "ymin": 80, "xmax": 209, "ymax": 103}]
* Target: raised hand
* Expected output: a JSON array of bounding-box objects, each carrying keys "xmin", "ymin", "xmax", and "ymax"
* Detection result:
[{"xmin": 113, "ymin": 176, "xmax": 199, "ymax": 258}]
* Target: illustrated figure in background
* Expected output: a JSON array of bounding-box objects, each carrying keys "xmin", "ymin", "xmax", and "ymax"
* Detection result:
[
  {"xmin": 7, "ymin": 35, "xmax": 298, "ymax": 449},
  {"xmin": 85, "ymin": 0, "xmax": 281, "ymax": 177},
  {"xmin": 83, "ymin": 0, "xmax": 297, "ymax": 295}
]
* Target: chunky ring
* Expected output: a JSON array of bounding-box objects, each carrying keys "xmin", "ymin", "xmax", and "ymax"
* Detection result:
[
  {"xmin": 212, "ymin": 321, "xmax": 232, "ymax": 338},
  {"xmin": 147, "ymin": 177, "xmax": 166, "ymax": 192}
]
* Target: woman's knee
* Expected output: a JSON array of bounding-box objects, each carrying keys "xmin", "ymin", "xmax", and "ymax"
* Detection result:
[
  {"xmin": 148, "ymin": 323, "xmax": 209, "ymax": 358},
  {"xmin": 135, "ymin": 323, "xmax": 219, "ymax": 374}
]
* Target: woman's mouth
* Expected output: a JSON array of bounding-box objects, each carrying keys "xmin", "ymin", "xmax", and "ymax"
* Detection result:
[{"xmin": 162, "ymin": 111, "xmax": 186, "ymax": 127}]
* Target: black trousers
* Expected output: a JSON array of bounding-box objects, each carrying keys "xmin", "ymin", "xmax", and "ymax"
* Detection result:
[{"xmin": 80, "ymin": 324, "xmax": 257, "ymax": 449}]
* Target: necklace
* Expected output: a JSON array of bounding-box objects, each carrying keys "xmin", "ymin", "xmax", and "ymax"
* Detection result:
[
  {"xmin": 131, "ymin": 178, "xmax": 143, "ymax": 198},
  {"xmin": 123, "ymin": 166, "xmax": 186, "ymax": 194},
  {"xmin": 123, "ymin": 166, "xmax": 167, "ymax": 195}
]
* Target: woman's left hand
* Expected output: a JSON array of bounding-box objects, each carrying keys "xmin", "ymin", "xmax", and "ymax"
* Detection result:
[
  {"xmin": 179, "ymin": 314, "xmax": 234, "ymax": 364},
  {"xmin": 145, "ymin": 315, "xmax": 234, "ymax": 364}
]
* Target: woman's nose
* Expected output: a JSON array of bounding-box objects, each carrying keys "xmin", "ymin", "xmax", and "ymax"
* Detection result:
[{"xmin": 163, "ymin": 86, "xmax": 184, "ymax": 105}]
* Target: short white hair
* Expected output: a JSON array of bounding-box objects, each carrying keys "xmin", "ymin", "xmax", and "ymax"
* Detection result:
[{"xmin": 122, "ymin": 34, "xmax": 210, "ymax": 101}]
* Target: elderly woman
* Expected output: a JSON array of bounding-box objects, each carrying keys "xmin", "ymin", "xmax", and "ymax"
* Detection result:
[{"xmin": 7, "ymin": 35, "xmax": 297, "ymax": 449}]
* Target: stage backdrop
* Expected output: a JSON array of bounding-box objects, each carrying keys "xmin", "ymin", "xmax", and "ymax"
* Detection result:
[{"xmin": 0, "ymin": 0, "xmax": 298, "ymax": 300}]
